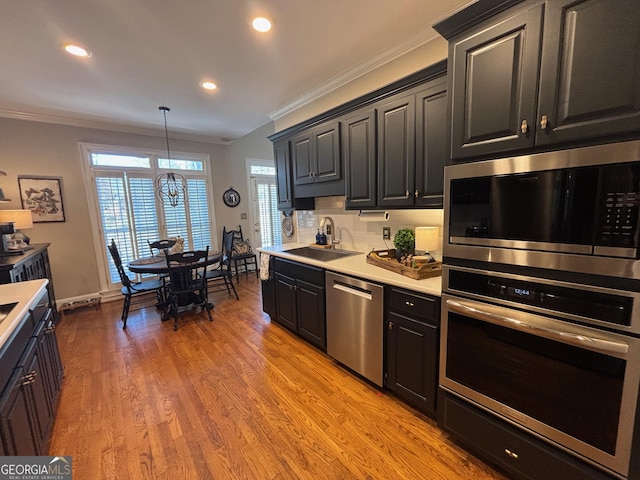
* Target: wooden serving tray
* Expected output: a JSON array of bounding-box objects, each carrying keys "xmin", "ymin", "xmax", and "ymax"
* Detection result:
[
  {"xmin": 366, "ymin": 249, "xmax": 442, "ymax": 280},
  {"xmin": 309, "ymin": 243, "xmax": 333, "ymax": 249}
]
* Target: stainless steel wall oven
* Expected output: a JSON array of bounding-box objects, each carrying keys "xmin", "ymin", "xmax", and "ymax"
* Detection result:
[{"xmin": 441, "ymin": 140, "xmax": 640, "ymax": 479}]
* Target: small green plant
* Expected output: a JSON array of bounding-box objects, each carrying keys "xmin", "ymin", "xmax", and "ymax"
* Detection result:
[{"xmin": 393, "ymin": 228, "xmax": 415, "ymax": 254}]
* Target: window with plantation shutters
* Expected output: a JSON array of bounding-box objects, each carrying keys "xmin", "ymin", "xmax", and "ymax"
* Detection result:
[{"xmin": 81, "ymin": 144, "xmax": 215, "ymax": 290}]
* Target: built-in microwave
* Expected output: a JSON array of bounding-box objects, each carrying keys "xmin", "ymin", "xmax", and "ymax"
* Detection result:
[{"xmin": 443, "ymin": 140, "xmax": 640, "ymax": 280}]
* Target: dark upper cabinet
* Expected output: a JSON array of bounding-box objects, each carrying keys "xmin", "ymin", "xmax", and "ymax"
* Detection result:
[
  {"xmin": 447, "ymin": 0, "xmax": 640, "ymax": 161},
  {"xmin": 415, "ymin": 76, "xmax": 448, "ymax": 207},
  {"xmin": 449, "ymin": 4, "xmax": 543, "ymax": 159},
  {"xmin": 344, "ymin": 109, "xmax": 377, "ymax": 209},
  {"xmin": 377, "ymin": 93, "xmax": 416, "ymax": 207},
  {"xmin": 274, "ymin": 140, "xmax": 293, "ymax": 210},
  {"xmin": 536, "ymin": 0, "xmax": 640, "ymax": 145},
  {"xmin": 375, "ymin": 73, "xmax": 448, "ymax": 209},
  {"xmin": 292, "ymin": 121, "xmax": 341, "ymax": 186}
]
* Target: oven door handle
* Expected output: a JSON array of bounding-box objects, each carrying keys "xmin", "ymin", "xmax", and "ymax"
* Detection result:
[{"xmin": 446, "ymin": 298, "xmax": 629, "ymax": 356}]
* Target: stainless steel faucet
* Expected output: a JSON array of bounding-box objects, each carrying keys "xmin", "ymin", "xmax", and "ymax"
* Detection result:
[{"xmin": 319, "ymin": 216, "xmax": 340, "ymax": 249}]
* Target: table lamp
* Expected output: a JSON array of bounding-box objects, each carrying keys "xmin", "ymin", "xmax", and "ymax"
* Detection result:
[
  {"xmin": 415, "ymin": 226, "xmax": 439, "ymax": 263},
  {"xmin": 0, "ymin": 209, "xmax": 34, "ymax": 246}
]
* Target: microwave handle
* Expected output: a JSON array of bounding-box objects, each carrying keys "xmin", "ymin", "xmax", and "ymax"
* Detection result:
[{"xmin": 446, "ymin": 298, "xmax": 629, "ymax": 356}]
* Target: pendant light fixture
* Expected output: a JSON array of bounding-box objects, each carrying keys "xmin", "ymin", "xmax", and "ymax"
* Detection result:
[{"xmin": 155, "ymin": 106, "xmax": 186, "ymax": 207}]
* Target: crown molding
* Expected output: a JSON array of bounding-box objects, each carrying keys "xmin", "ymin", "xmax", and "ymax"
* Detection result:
[
  {"xmin": 268, "ymin": 29, "xmax": 440, "ymax": 121},
  {"xmin": 0, "ymin": 109, "xmax": 233, "ymax": 145}
]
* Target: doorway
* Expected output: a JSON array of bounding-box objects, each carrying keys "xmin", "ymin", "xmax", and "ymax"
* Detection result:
[{"xmin": 245, "ymin": 158, "xmax": 282, "ymax": 249}]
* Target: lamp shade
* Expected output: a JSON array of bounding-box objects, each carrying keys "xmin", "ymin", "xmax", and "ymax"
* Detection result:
[
  {"xmin": 0, "ymin": 209, "xmax": 34, "ymax": 229},
  {"xmin": 415, "ymin": 226, "xmax": 439, "ymax": 252}
]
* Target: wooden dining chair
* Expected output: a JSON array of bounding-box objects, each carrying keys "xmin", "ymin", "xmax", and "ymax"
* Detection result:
[
  {"xmin": 107, "ymin": 239, "xmax": 164, "ymax": 329},
  {"xmin": 222, "ymin": 225, "xmax": 258, "ymax": 283},
  {"xmin": 148, "ymin": 238, "xmax": 177, "ymax": 256},
  {"xmin": 164, "ymin": 247, "xmax": 213, "ymax": 331},
  {"xmin": 206, "ymin": 254, "xmax": 239, "ymax": 300}
]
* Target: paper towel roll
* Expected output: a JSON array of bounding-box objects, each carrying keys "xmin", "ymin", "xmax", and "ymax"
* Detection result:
[{"xmin": 358, "ymin": 210, "xmax": 390, "ymax": 222}]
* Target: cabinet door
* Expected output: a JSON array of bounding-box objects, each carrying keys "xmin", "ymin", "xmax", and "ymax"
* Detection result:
[
  {"xmin": 24, "ymin": 335, "xmax": 52, "ymax": 450},
  {"xmin": 450, "ymin": 5, "xmax": 543, "ymax": 160},
  {"xmin": 377, "ymin": 93, "xmax": 415, "ymax": 207},
  {"xmin": 415, "ymin": 76, "xmax": 447, "ymax": 207},
  {"xmin": 536, "ymin": 0, "xmax": 640, "ymax": 145},
  {"xmin": 274, "ymin": 140, "xmax": 293, "ymax": 210},
  {"xmin": 292, "ymin": 132, "xmax": 314, "ymax": 186},
  {"xmin": 275, "ymin": 273, "xmax": 297, "ymax": 331},
  {"xmin": 0, "ymin": 366, "xmax": 39, "ymax": 456},
  {"xmin": 386, "ymin": 312, "xmax": 438, "ymax": 415},
  {"xmin": 344, "ymin": 109, "xmax": 377, "ymax": 209},
  {"xmin": 261, "ymin": 257, "xmax": 277, "ymax": 319},
  {"xmin": 314, "ymin": 121, "xmax": 342, "ymax": 184},
  {"xmin": 296, "ymin": 280, "xmax": 326, "ymax": 350}
]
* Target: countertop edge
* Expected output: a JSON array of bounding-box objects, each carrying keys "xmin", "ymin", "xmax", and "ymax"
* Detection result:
[
  {"xmin": 257, "ymin": 244, "xmax": 442, "ymax": 297},
  {"xmin": 0, "ymin": 279, "xmax": 49, "ymax": 348}
]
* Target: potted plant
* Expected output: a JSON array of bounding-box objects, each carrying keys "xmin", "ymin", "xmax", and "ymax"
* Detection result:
[{"xmin": 393, "ymin": 228, "xmax": 415, "ymax": 261}]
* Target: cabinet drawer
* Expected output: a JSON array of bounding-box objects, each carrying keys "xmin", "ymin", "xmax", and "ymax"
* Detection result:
[
  {"xmin": 439, "ymin": 392, "xmax": 615, "ymax": 480},
  {"xmin": 274, "ymin": 258, "xmax": 324, "ymax": 286},
  {"xmin": 0, "ymin": 312, "xmax": 36, "ymax": 392},
  {"xmin": 387, "ymin": 287, "xmax": 439, "ymax": 324}
]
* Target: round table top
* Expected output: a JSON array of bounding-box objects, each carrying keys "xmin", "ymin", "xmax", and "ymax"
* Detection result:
[{"xmin": 127, "ymin": 252, "xmax": 222, "ymax": 274}]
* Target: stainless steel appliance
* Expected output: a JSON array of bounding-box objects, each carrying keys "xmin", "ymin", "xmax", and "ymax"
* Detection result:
[
  {"xmin": 441, "ymin": 140, "xmax": 640, "ymax": 479},
  {"xmin": 445, "ymin": 140, "xmax": 640, "ymax": 279},
  {"xmin": 325, "ymin": 271, "xmax": 384, "ymax": 386}
]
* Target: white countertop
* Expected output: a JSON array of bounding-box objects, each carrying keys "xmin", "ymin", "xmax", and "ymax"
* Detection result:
[
  {"xmin": 0, "ymin": 279, "xmax": 49, "ymax": 347},
  {"xmin": 257, "ymin": 243, "xmax": 442, "ymax": 297}
]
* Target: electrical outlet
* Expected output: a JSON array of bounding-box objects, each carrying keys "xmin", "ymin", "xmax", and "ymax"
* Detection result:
[{"xmin": 383, "ymin": 227, "xmax": 391, "ymax": 240}]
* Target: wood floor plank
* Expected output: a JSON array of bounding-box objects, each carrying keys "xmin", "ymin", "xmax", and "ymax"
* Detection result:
[{"xmin": 49, "ymin": 277, "xmax": 507, "ymax": 480}]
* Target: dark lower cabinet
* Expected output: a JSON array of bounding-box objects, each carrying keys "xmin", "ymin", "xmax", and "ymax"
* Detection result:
[
  {"xmin": 385, "ymin": 287, "xmax": 440, "ymax": 416},
  {"xmin": 438, "ymin": 391, "xmax": 617, "ymax": 480},
  {"xmin": 0, "ymin": 287, "xmax": 63, "ymax": 456},
  {"xmin": 0, "ymin": 243, "xmax": 58, "ymax": 321},
  {"xmin": 273, "ymin": 258, "xmax": 326, "ymax": 350},
  {"xmin": 261, "ymin": 256, "xmax": 277, "ymax": 318}
]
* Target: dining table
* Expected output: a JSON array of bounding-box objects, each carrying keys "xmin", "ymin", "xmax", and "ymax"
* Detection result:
[
  {"xmin": 127, "ymin": 251, "xmax": 223, "ymax": 320},
  {"xmin": 127, "ymin": 251, "xmax": 223, "ymax": 275}
]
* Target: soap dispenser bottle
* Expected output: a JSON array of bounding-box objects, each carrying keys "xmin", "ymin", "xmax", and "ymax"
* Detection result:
[{"xmin": 316, "ymin": 229, "xmax": 322, "ymax": 245}]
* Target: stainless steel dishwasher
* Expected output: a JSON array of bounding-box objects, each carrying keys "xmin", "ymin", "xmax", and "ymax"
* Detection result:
[{"xmin": 325, "ymin": 271, "xmax": 384, "ymax": 386}]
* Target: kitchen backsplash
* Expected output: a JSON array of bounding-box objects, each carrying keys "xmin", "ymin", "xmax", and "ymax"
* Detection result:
[{"xmin": 291, "ymin": 196, "xmax": 444, "ymax": 261}]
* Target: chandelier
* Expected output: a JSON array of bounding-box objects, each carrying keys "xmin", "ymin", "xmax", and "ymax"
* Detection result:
[{"xmin": 155, "ymin": 106, "xmax": 187, "ymax": 207}]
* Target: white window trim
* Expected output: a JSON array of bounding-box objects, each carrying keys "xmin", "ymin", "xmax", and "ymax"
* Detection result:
[{"xmin": 79, "ymin": 142, "xmax": 218, "ymax": 294}]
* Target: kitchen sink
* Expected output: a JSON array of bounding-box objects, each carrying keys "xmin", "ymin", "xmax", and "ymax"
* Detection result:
[
  {"xmin": 0, "ymin": 302, "xmax": 17, "ymax": 325},
  {"xmin": 283, "ymin": 246, "xmax": 361, "ymax": 262}
]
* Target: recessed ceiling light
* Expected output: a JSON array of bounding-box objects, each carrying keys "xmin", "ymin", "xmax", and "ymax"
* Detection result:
[
  {"xmin": 63, "ymin": 44, "xmax": 92, "ymax": 57},
  {"xmin": 200, "ymin": 81, "xmax": 218, "ymax": 91},
  {"xmin": 252, "ymin": 17, "xmax": 272, "ymax": 33}
]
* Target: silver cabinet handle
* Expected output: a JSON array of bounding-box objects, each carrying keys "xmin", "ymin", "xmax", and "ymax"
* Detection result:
[
  {"xmin": 414, "ymin": 190, "xmax": 419, "ymax": 197},
  {"xmin": 540, "ymin": 115, "xmax": 548, "ymax": 130},
  {"xmin": 405, "ymin": 190, "xmax": 410, "ymax": 197},
  {"xmin": 504, "ymin": 449, "xmax": 519, "ymax": 459},
  {"xmin": 405, "ymin": 301, "xmax": 414, "ymax": 307},
  {"xmin": 520, "ymin": 119, "xmax": 528, "ymax": 133},
  {"xmin": 446, "ymin": 297, "xmax": 629, "ymax": 356}
]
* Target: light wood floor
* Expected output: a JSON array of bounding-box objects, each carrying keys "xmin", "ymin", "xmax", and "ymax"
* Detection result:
[{"xmin": 48, "ymin": 276, "xmax": 507, "ymax": 480}]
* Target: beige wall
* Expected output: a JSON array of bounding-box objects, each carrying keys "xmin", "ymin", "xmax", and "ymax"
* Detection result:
[
  {"xmin": 274, "ymin": 36, "xmax": 448, "ymax": 131},
  {"xmin": 0, "ymin": 117, "xmax": 229, "ymax": 302},
  {"xmin": 222, "ymin": 122, "xmax": 275, "ymax": 245}
]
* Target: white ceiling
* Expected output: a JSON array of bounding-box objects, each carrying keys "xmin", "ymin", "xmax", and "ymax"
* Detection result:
[{"xmin": 1, "ymin": 0, "xmax": 470, "ymax": 143}]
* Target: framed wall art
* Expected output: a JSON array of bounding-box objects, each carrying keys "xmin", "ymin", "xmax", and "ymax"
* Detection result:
[{"xmin": 18, "ymin": 176, "xmax": 66, "ymax": 222}]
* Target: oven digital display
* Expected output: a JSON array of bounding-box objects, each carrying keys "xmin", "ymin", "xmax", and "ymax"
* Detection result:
[{"xmin": 507, "ymin": 286, "xmax": 536, "ymax": 301}]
